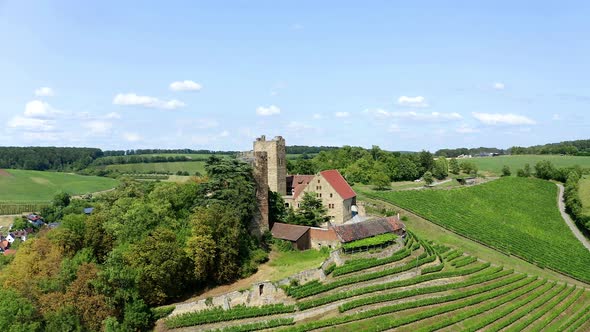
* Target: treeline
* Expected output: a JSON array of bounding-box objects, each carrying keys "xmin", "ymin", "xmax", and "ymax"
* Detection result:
[
  {"xmin": 102, "ymin": 149, "xmax": 237, "ymax": 156},
  {"xmin": 0, "ymin": 157, "xmax": 269, "ymax": 331},
  {"xmin": 285, "ymin": 145, "xmax": 339, "ymax": 155},
  {"xmin": 288, "ymin": 146, "xmax": 447, "ymax": 187},
  {"xmin": 510, "ymin": 139, "xmax": 590, "ymax": 156},
  {"xmin": 435, "ymin": 147, "xmax": 506, "ymax": 157},
  {"xmin": 0, "ymin": 147, "xmax": 102, "ymax": 171},
  {"xmin": 91, "ymin": 155, "xmax": 201, "ymax": 166}
]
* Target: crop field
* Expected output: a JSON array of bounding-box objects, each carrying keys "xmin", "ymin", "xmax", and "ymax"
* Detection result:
[
  {"xmin": 364, "ymin": 177, "xmax": 590, "ymax": 283},
  {"xmin": 104, "ymin": 161, "xmax": 207, "ymax": 174},
  {"xmin": 0, "ymin": 169, "xmax": 118, "ymax": 203},
  {"xmin": 162, "ymin": 233, "xmax": 590, "ymax": 331},
  {"xmin": 468, "ymin": 155, "xmax": 590, "ymax": 176}
]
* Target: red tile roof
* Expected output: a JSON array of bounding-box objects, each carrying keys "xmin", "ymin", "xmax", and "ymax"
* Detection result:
[
  {"xmin": 271, "ymin": 222, "xmax": 310, "ymax": 242},
  {"xmin": 320, "ymin": 170, "xmax": 356, "ymax": 200},
  {"xmin": 287, "ymin": 175, "xmax": 315, "ymax": 199}
]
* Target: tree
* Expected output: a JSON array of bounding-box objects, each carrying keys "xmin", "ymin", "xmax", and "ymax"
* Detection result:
[
  {"xmin": 534, "ymin": 160, "xmax": 555, "ymax": 180},
  {"xmin": 418, "ymin": 150, "xmax": 435, "ymax": 174},
  {"xmin": 460, "ymin": 161, "xmax": 477, "ymax": 175},
  {"xmin": 501, "ymin": 165, "xmax": 511, "ymax": 177},
  {"xmin": 523, "ymin": 163, "xmax": 531, "ymax": 177},
  {"xmin": 269, "ymin": 191, "xmax": 287, "ymax": 224},
  {"xmin": 0, "ymin": 288, "xmax": 42, "ymax": 331},
  {"xmin": 432, "ymin": 158, "xmax": 449, "ymax": 180},
  {"xmin": 289, "ymin": 192, "xmax": 330, "ymax": 227},
  {"xmin": 53, "ymin": 192, "xmax": 71, "ymax": 208},
  {"xmin": 423, "ymin": 171, "xmax": 434, "ymax": 186},
  {"xmin": 449, "ymin": 158, "xmax": 460, "ymax": 175},
  {"xmin": 392, "ymin": 156, "xmax": 420, "ymax": 181},
  {"xmin": 11, "ymin": 217, "xmax": 28, "ymax": 231},
  {"xmin": 516, "ymin": 169, "xmax": 526, "ymax": 177},
  {"xmin": 371, "ymin": 172, "xmax": 390, "ymax": 190}
]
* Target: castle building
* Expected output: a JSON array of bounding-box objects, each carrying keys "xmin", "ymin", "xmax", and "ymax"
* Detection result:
[{"xmin": 252, "ymin": 135, "xmax": 356, "ymax": 226}]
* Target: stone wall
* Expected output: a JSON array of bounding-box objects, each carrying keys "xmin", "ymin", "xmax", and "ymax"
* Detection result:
[
  {"xmin": 253, "ymin": 135, "xmax": 286, "ymax": 195},
  {"xmin": 251, "ymin": 151, "xmax": 269, "ymax": 235}
]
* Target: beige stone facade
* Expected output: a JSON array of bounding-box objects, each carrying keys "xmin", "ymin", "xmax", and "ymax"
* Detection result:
[{"xmin": 253, "ymin": 135, "xmax": 287, "ymax": 195}]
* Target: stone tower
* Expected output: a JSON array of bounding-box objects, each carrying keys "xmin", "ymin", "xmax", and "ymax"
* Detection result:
[{"xmin": 253, "ymin": 135, "xmax": 287, "ymax": 195}]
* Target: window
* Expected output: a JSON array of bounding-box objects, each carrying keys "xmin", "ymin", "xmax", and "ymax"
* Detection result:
[
  {"xmin": 329, "ymin": 193, "xmax": 333, "ymax": 198},
  {"xmin": 319, "ymin": 193, "xmax": 322, "ymax": 198},
  {"xmin": 318, "ymin": 179, "xmax": 320, "ymax": 183},
  {"xmin": 285, "ymin": 203, "xmax": 290, "ymax": 207}
]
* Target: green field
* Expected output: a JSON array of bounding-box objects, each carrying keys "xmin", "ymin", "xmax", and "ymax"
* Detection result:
[
  {"xmin": 163, "ymin": 233, "xmax": 590, "ymax": 331},
  {"xmin": 468, "ymin": 155, "xmax": 590, "ymax": 176},
  {"xmin": 104, "ymin": 161, "xmax": 206, "ymax": 174},
  {"xmin": 363, "ymin": 177, "xmax": 590, "ymax": 283},
  {"xmin": 0, "ymin": 169, "xmax": 118, "ymax": 202}
]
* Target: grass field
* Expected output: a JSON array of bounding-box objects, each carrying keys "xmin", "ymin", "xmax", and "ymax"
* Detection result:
[
  {"xmin": 162, "ymin": 233, "xmax": 590, "ymax": 331},
  {"xmin": 362, "ymin": 177, "xmax": 590, "ymax": 283},
  {"xmin": 0, "ymin": 169, "xmax": 118, "ymax": 202},
  {"xmin": 468, "ymin": 155, "xmax": 590, "ymax": 176},
  {"xmin": 104, "ymin": 161, "xmax": 207, "ymax": 174},
  {"xmin": 580, "ymin": 175, "xmax": 590, "ymax": 216}
]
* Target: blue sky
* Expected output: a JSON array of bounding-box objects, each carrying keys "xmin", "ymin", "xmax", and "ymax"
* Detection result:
[{"xmin": 1, "ymin": 1, "xmax": 588, "ymax": 152}]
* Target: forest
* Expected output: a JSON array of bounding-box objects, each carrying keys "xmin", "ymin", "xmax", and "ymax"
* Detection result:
[
  {"xmin": 0, "ymin": 147, "xmax": 103, "ymax": 171},
  {"xmin": 0, "ymin": 157, "xmax": 269, "ymax": 331}
]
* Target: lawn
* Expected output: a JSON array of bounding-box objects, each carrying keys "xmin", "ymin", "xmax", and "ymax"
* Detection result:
[
  {"xmin": 105, "ymin": 161, "xmax": 207, "ymax": 174},
  {"xmin": 580, "ymin": 175, "xmax": 590, "ymax": 216},
  {"xmin": 0, "ymin": 169, "xmax": 118, "ymax": 202},
  {"xmin": 266, "ymin": 247, "xmax": 330, "ymax": 281},
  {"xmin": 364, "ymin": 177, "xmax": 590, "ymax": 283},
  {"xmin": 468, "ymin": 155, "xmax": 590, "ymax": 176}
]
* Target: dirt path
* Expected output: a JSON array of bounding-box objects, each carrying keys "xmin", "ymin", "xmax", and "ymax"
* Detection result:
[
  {"xmin": 71, "ymin": 187, "xmax": 116, "ymax": 199},
  {"xmin": 556, "ymin": 183, "xmax": 590, "ymax": 252}
]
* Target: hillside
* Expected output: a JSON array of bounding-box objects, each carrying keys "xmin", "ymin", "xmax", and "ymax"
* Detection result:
[
  {"xmin": 104, "ymin": 161, "xmax": 206, "ymax": 174},
  {"xmin": 160, "ymin": 233, "xmax": 590, "ymax": 331},
  {"xmin": 0, "ymin": 169, "xmax": 118, "ymax": 202},
  {"xmin": 363, "ymin": 177, "xmax": 590, "ymax": 283},
  {"xmin": 467, "ymin": 155, "xmax": 590, "ymax": 176}
]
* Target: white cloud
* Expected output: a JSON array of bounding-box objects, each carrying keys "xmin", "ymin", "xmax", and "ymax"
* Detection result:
[
  {"xmin": 335, "ymin": 112, "xmax": 350, "ymax": 118},
  {"xmin": 169, "ymin": 80, "xmax": 202, "ymax": 92},
  {"xmin": 113, "ymin": 93, "xmax": 185, "ymax": 110},
  {"xmin": 455, "ymin": 124, "xmax": 480, "ymax": 134},
  {"xmin": 84, "ymin": 121, "xmax": 112, "ymax": 134},
  {"xmin": 105, "ymin": 112, "xmax": 121, "ymax": 119},
  {"xmin": 34, "ymin": 87, "xmax": 54, "ymax": 97},
  {"xmin": 552, "ymin": 114, "xmax": 561, "ymax": 120},
  {"xmin": 493, "ymin": 82, "xmax": 505, "ymax": 90},
  {"xmin": 256, "ymin": 105, "xmax": 281, "ymax": 116},
  {"xmin": 472, "ymin": 112, "xmax": 536, "ymax": 125},
  {"xmin": 312, "ymin": 113, "xmax": 323, "ymax": 120},
  {"xmin": 24, "ymin": 100, "xmax": 61, "ymax": 119},
  {"xmin": 123, "ymin": 132, "xmax": 142, "ymax": 142},
  {"xmin": 397, "ymin": 96, "xmax": 429, "ymax": 107},
  {"xmin": 8, "ymin": 116, "xmax": 55, "ymax": 131},
  {"xmin": 388, "ymin": 124, "xmax": 401, "ymax": 132},
  {"xmin": 365, "ymin": 109, "xmax": 462, "ymax": 121}
]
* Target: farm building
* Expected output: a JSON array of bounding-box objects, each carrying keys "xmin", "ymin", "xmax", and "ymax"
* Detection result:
[{"xmin": 270, "ymin": 215, "xmax": 405, "ymax": 251}]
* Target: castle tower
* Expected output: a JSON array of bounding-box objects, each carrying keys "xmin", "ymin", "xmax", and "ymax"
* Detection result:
[{"xmin": 253, "ymin": 135, "xmax": 287, "ymax": 195}]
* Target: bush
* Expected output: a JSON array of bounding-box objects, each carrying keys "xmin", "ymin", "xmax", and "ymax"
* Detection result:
[{"xmin": 501, "ymin": 165, "xmax": 511, "ymax": 177}]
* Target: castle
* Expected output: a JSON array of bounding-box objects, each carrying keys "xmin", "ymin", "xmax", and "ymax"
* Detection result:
[{"xmin": 249, "ymin": 135, "xmax": 357, "ymax": 234}]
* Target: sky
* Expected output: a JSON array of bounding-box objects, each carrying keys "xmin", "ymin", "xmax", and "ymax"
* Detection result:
[{"xmin": 0, "ymin": 1, "xmax": 589, "ymax": 152}]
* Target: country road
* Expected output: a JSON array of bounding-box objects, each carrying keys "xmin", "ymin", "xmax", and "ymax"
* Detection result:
[{"xmin": 556, "ymin": 183, "xmax": 590, "ymax": 252}]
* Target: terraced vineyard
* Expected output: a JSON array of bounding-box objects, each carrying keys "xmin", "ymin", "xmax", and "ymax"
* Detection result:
[
  {"xmin": 363, "ymin": 177, "xmax": 590, "ymax": 283},
  {"xmin": 162, "ymin": 232, "xmax": 590, "ymax": 331}
]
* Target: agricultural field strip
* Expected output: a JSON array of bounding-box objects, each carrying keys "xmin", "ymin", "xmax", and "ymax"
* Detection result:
[
  {"xmin": 555, "ymin": 303, "xmax": 590, "ymax": 332},
  {"xmin": 203, "ymin": 318, "xmax": 295, "ymax": 332},
  {"xmin": 332, "ymin": 247, "xmax": 412, "ymax": 276},
  {"xmin": 364, "ymin": 178, "xmax": 590, "ymax": 283},
  {"xmin": 287, "ymin": 253, "xmax": 437, "ymax": 299},
  {"xmin": 564, "ymin": 308, "xmax": 590, "ymax": 332},
  {"xmin": 528, "ymin": 288, "xmax": 585, "ymax": 331},
  {"xmin": 338, "ymin": 267, "xmax": 512, "ymax": 312},
  {"xmin": 296, "ymin": 264, "xmax": 499, "ymax": 310},
  {"xmin": 447, "ymin": 281, "xmax": 559, "ymax": 332},
  {"xmin": 164, "ymin": 304, "xmax": 295, "ymax": 328},
  {"xmin": 545, "ymin": 292, "xmax": 590, "ymax": 332},
  {"xmin": 278, "ymin": 274, "xmax": 537, "ymax": 332},
  {"xmin": 505, "ymin": 284, "xmax": 576, "ymax": 332}
]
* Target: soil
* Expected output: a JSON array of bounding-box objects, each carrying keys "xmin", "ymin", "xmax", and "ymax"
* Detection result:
[{"xmin": 0, "ymin": 169, "xmax": 13, "ymax": 177}]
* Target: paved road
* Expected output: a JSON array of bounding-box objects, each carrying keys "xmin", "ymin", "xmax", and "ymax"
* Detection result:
[{"xmin": 556, "ymin": 183, "xmax": 590, "ymax": 252}]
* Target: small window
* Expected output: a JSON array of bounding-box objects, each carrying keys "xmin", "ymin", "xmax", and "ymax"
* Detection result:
[
  {"xmin": 329, "ymin": 193, "xmax": 333, "ymax": 198},
  {"xmin": 319, "ymin": 193, "xmax": 322, "ymax": 198},
  {"xmin": 285, "ymin": 203, "xmax": 290, "ymax": 207},
  {"xmin": 259, "ymin": 284, "xmax": 264, "ymax": 295},
  {"xmin": 318, "ymin": 179, "xmax": 320, "ymax": 183}
]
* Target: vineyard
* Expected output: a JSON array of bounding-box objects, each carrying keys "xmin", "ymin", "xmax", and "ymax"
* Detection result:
[
  {"xmin": 0, "ymin": 202, "xmax": 51, "ymax": 215},
  {"xmin": 364, "ymin": 177, "xmax": 590, "ymax": 284},
  {"xmin": 161, "ymin": 232, "xmax": 590, "ymax": 331}
]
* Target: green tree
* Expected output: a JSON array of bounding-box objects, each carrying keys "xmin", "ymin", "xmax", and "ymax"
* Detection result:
[
  {"xmin": 423, "ymin": 171, "xmax": 434, "ymax": 186},
  {"xmin": 44, "ymin": 305, "xmax": 83, "ymax": 332},
  {"xmin": 11, "ymin": 217, "xmax": 28, "ymax": 231},
  {"xmin": 516, "ymin": 168, "xmax": 526, "ymax": 177},
  {"xmin": 534, "ymin": 160, "xmax": 555, "ymax": 180},
  {"xmin": 371, "ymin": 172, "xmax": 390, "ymax": 190},
  {"xmin": 291, "ymin": 192, "xmax": 330, "ymax": 227},
  {"xmin": 269, "ymin": 191, "xmax": 287, "ymax": 224},
  {"xmin": 53, "ymin": 191, "xmax": 71, "ymax": 208},
  {"xmin": 432, "ymin": 158, "xmax": 449, "ymax": 180},
  {"xmin": 523, "ymin": 163, "xmax": 531, "ymax": 177},
  {"xmin": 418, "ymin": 150, "xmax": 435, "ymax": 174},
  {"xmin": 0, "ymin": 288, "xmax": 42, "ymax": 331},
  {"xmin": 460, "ymin": 161, "xmax": 477, "ymax": 175},
  {"xmin": 392, "ymin": 156, "xmax": 420, "ymax": 181},
  {"xmin": 501, "ymin": 165, "xmax": 511, "ymax": 177},
  {"xmin": 449, "ymin": 158, "xmax": 460, "ymax": 175}
]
